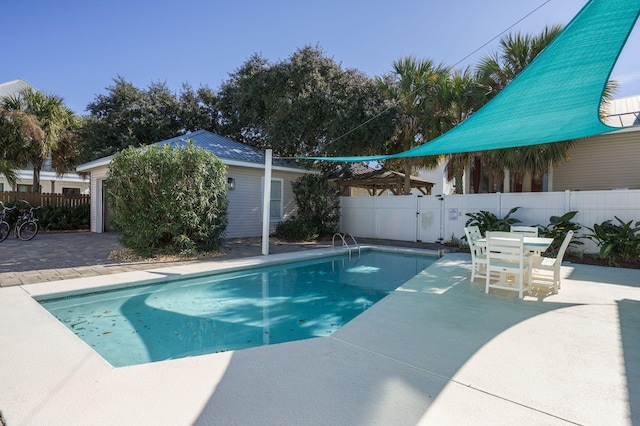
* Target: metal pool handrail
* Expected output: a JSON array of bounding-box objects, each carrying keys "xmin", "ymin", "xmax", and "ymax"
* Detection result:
[{"xmin": 332, "ymin": 233, "xmax": 361, "ymax": 258}]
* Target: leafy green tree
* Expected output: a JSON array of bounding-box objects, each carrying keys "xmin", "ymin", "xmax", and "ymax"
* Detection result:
[
  {"xmin": 275, "ymin": 174, "xmax": 340, "ymax": 241},
  {"xmin": 291, "ymin": 174, "xmax": 340, "ymax": 236},
  {"xmin": 2, "ymin": 88, "xmax": 79, "ymax": 192},
  {"xmin": 105, "ymin": 143, "xmax": 228, "ymax": 256},
  {"xmin": 178, "ymin": 83, "xmax": 220, "ymax": 133},
  {"xmin": 80, "ymin": 76, "xmax": 182, "ymax": 162},
  {"xmin": 378, "ymin": 57, "xmax": 451, "ymax": 193},
  {"xmin": 218, "ymin": 46, "xmax": 394, "ymax": 162},
  {"xmin": 80, "ymin": 77, "xmax": 222, "ymax": 162}
]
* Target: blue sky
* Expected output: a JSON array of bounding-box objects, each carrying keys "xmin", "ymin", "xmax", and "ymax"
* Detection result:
[{"xmin": 2, "ymin": 0, "xmax": 638, "ymax": 115}]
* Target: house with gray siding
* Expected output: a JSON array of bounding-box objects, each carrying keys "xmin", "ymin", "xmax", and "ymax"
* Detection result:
[{"xmin": 77, "ymin": 130, "xmax": 317, "ymax": 237}]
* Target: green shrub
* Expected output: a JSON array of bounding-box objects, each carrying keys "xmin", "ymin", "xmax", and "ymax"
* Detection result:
[
  {"xmin": 465, "ymin": 207, "xmax": 521, "ymax": 235},
  {"xmin": 536, "ymin": 211, "xmax": 583, "ymax": 256},
  {"xmin": 1, "ymin": 201, "xmax": 89, "ymax": 231},
  {"xmin": 290, "ymin": 174, "xmax": 340, "ymax": 237},
  {"xmin": 37, "ymin": 204, "xmax": 90, "ymax": 230},
  {"xmin": 586, "ymin": 217, "xmax": 640, "ymax": 266},
  {"xmin": 1, "ymin": 200, "xmax": 22, "ymax": 224},
  {"xmin": 274, "ymin": 217, "xmax": 319, "ymax": 242},
  {"xmin": 105, "ymin": 143, "xmax": 228, "ymax": 256}
]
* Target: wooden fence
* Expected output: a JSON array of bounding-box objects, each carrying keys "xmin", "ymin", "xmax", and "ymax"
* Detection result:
[{"xmin": 0, "ymin": 191, "xmax": 90, "ymax": 207}]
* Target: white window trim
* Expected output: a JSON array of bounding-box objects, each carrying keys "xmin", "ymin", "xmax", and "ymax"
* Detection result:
[{"xmin": 262, "ymin": 177, "xmax": 284, "ymax": 222}]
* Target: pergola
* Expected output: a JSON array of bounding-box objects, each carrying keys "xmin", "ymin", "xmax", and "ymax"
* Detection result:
[{"xmin": 328, "ymin": 164, "xmax": 434, "ymax": 196}]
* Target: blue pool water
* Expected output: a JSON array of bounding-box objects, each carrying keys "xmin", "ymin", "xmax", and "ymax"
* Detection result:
[{"xmin": 40, "ymin": 250, "xmax": 435, "ymax": 367}]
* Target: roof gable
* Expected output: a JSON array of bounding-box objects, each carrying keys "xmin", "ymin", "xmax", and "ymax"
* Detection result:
[
  {"xmin": 78, "ymin": 130, "xmax": 311, "ymax": 172},
  {"xmin": 0, "ymin": 79, "xmax": 34, "ymax": 99}
]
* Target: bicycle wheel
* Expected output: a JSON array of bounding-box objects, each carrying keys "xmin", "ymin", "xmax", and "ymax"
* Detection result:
[
  {"xmin": 18, "ymin": 220, "xmax": 38, "ymax": 241},
  {"xmin": 0, "ymin": 221, "xmax": 9, "ymax": 242},
  {"xmin": 14, "ymin": 218, "xmax": 23, "ymax": 238}
]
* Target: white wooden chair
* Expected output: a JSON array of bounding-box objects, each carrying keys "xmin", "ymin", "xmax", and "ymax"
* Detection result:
[
  {"xmin": 510, "ymin": 225, "xmax": 542, "ymax": 254},
  {"xmin": 510, "ymin": 225, "xmax": 539, "ymax": 237},
  {"xmin": 464, "ymin": 225, "xmax": 487, "ymax": 281},
  {"xmin": 485, "ymin": 231, "xmax": 532, "ymax": 298},
  {"xmin": 530, "ymin": 230, "xmax": 574, "ymax": 294}
]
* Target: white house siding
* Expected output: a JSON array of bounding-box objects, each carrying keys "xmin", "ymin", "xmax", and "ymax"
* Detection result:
[
  {"xmin": 226, "ymin": 166, "xmax": 300, "ymax": 238},
  {"xmin": 88, "ymin": 165, "xmax": 110, "ymax": 233},
  {"xmin": 0, "ymin": 173, "xmax": 89, "ymax": 194},
  {"xmin": 552, "ymin": 128, "xmax": 640, "ymax": 191}
]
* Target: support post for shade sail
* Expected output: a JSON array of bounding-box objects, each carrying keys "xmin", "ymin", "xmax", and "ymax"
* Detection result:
[
  {"xmin": 262, "ymin": 149, "xmax": 272, "ymax": 255},
  {"xmin": 262, "ymin": 271, "xmax": 270, "ymax": 344}
]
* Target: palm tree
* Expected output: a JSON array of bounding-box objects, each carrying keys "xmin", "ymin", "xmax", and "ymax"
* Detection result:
[
  {"xmin": 442, "ymin": 68, "xmax": 485, "ymax": 193},
  {"xmin": 0, "ymin": 106, "xmax": 45, "ymax": 186},
  {"xmin": 2, "ymin": 88, "xmax": 79, "ymax": 192},
  {"xmin": 477, "ymin": 25, "xmax": 562, "ymax": 101},
  {"xmin": 378, "ymin": 57, "xmax": 451, "ymax": 193},
  {"xmin": 473, "ymin": 25, "xmax": 577, "ymax": 192}
]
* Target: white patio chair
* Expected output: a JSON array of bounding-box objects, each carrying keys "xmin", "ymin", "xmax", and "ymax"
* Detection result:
[
  {"xmin": 510, "ymin": 225, "xmax": 539, "ymax": 237},
  {"xmin": 464, "ymin": 225, "xmax": 486, "ymax": 281},
  {"xmin": 530, "ymin": 230, "xmax": 574, "ymax": 294},
  {"xmin": 485, "ymin": 231, "xmax": 532, "ymax": 299},
  {"xmin": 510, "ymin": 225, "xmax": 542, "ymax": 254}
]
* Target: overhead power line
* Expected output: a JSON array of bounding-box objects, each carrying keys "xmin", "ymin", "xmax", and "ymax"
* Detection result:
[{"xmin": 325, "ymin": 0, "xmax": 553, "ymax": 149}]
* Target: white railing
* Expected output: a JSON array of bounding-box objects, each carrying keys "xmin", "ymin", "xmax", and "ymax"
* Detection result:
[{"xmin": 339, "ymin": 189, "xmax": 640, "ymax": 254}]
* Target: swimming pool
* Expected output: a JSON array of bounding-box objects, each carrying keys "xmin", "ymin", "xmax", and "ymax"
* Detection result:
[{"xmin": 40, "ymin": 250, "xmax": 436, "ymax": 367}]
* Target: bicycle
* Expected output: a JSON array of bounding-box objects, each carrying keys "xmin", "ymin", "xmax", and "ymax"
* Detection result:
[
  {"xmin": 14, "ymin": 200, "xmax": 41, "ymax": 241},
  {"xmin": 0, "ymin": 201, "xmax": 17, "ymax": 242}
]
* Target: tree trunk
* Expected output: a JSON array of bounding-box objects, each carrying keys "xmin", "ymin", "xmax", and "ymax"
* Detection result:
[
  {"xmin": 32, "ymin": 164, "xmax": 41, "ymax": 193},
  {"xmin": 547, "ymin": 163, "xmax": 554, "ymax": 192},
  {"xmin": 463, "ymin": 161, "xmax": 471, "ymax": 194},
  {"xmin": 522, "ymin": 171, "xmax": 532, "ymax": 192},
  {"xmin": 503, "ymin": 168, "xmax": 510, "ymax": 193},
  {"xmin": 402, "ymin": 159, "xmax": 412, "ymax": 195},
  {"xmin": 472, "ymin": 156, "xmax": 482, "ymax": 193},
  {"xmin": 453, "ymin": 172, "xmax": 463, "ymax": 194}
]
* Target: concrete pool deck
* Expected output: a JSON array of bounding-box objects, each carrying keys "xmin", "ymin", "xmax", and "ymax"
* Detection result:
[
  {"xmin": 0, "ymin": 232, "xmax": 445, "ymax": 286},
  {"xmin": 1, "ymin": 242, "xmax": 639, "ymax": 425}
]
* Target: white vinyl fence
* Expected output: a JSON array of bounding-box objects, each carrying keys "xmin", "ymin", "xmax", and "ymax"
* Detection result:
[{"xmin": 339, "ymin": 189, "xmax": 640, "ymax": 253}]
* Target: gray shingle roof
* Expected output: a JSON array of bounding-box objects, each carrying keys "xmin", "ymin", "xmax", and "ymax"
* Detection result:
[{"xmin": 155, "ymin": 130, "xmax": 303, "ymax": 169}]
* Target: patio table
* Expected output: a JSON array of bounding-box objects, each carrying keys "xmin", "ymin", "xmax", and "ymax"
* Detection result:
[{"xmin": 476, "ymin": 235, "xmax": 554, "ymax": 254}]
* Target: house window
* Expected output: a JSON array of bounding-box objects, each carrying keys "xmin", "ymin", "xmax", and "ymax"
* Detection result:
[
  {"xmin": 269, "ymin": 179, "xmax": 283, "ymax": 221},
  {"xmin": 0, "ymin": 183, "xmax": 4, "ymax": 192},
  {"xmin": 260, "ymin": 177, "xmax": 284, "ymax": 221},
  {"xmin": 62, "ymin": 187, "xmax": 81, "ymax": 195},
  {"xmin": 17, "ymin": 184, "xmax": 32, "ymax": 193}
]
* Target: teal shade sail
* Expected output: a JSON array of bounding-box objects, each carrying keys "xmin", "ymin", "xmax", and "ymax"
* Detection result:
[{"xmin": 309, "ymin": 0, "xmax": 640, "ymax": 162}]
